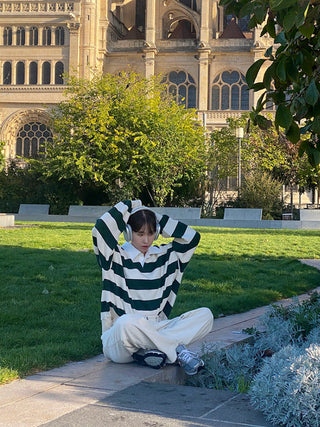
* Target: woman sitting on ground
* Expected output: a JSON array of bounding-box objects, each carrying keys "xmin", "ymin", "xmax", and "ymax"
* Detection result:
[{"xmin": 92, "ymin": 200, "xmax": 213, "ymax": 375}]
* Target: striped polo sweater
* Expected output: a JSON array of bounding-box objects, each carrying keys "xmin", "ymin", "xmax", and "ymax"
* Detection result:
[{"xmin": 92, "ymin": 200, "xmax": 200, "ymax": 333}]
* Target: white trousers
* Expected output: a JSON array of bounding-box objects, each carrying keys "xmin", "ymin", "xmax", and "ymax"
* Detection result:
[{"xmin": 101, "ymin": 307, "xmax": 214, "ymax": 364}]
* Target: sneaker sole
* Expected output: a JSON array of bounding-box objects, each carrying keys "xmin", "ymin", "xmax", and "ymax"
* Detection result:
[
  {"xmin": 143, "ymin": 355, "xmax": 166, "ymax": 369},
  {"xmin": 184, "ymin": 360, "xmax": 205, "ymax": 376}
]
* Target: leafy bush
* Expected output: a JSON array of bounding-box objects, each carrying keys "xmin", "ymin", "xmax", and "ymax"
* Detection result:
[
  {"xmin": 190, "ymin": 292, "xmax": 320, "ymax": 423},
  {"xmin": 227, "ymin": 171, "xmax": 284, "ymax": 219},
  {"xmin": 0, "ymin": 160, "xmax": 81, "ymax": 214},
  {"xmin": 250, "ymin": 343, "xmax": 320, "ymax": 426}
]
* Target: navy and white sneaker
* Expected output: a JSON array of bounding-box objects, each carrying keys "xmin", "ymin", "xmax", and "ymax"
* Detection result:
[
  {"xmin": 132, "ymin": 349, "xmax": 167, "ymax": 369},
  {"xmin": 176, "ymin": 344, "xmax": 204, "ymax": 376}
]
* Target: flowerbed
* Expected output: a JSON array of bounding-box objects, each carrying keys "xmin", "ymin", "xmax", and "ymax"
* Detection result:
[{"xmin": 189, "ymin": 292, "xmax": 320, "ymax": 426}]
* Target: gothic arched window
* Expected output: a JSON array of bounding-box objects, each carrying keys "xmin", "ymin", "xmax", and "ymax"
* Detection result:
[
  {"xmin": 17, "ymin": 27, "xmax": 25, "ymax": 46},
  {"xmin": 29, "ymin": 62, "xmax": 38, "ymax": 84},
  {"xmin": 55, "ymin": 27, "xmax": 65, "ymax": 45},
  {"xmin": 16, "ymin": 122, "xmax": 52, "ymax": 158},
  {"xmin": 3, "ymin": 27, "xmax": 12, "ymax": 45},
  {"xmin": 163, "ymin": 70, "xmax": 197, "ymax": 109},
  {"xmin": 42, "ymin": 62, "xmax": 51, "ymax": 84},
  {"xmin": 55, "ymin": 61, "xmax": 64, "ymax": 84},
  {"xmin": 211, "ymin": 70, "xmax": 249, "ymax": 110},
  {"xmin": 16, "ymin": 61, "xmax": 25, "ymax": 85},
  {"xmin": 3, "ymin": 62, "xmax": 12, "ymax": 85},
  {"xmin": 42, "ymin": 27, "xmax": 51, "ymax": 46},
  {"xmin": 30, "ymin": 27, "xmax": 38, "ymax": 46}
]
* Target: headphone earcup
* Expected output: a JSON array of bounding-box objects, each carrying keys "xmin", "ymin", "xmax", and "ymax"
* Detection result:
[
  {"xmin": 124, "ymin": 222, "xmax": 160, "ymax": 242},
  {"xmin": 155, "ymin": 223, "xmax": 161, "ymax": 240},
  {"xmin": 123, "ymin": 224, "xmax": 132, "ymax": 242}
]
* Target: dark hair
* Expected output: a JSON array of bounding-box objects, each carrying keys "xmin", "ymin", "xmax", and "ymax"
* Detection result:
[{"xmin": 128, "ymin": 209, "xmax": 156, "ymax": 234}]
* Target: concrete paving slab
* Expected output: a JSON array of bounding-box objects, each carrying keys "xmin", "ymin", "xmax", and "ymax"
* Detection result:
[
  {"xmin": 43, "ymin": 382, "xmax": 272, "ymax": 427},
  {"xmin": 35, "ymin": 355, "xmax": 106, "ymax": 380},
  {"xmin": 0, "ymin": 375, "xmax": 76, "ymax": 407},
  {"xmin": 0, "ymin": 384, "xmax": 111, "ymax": 427},
  {"xmin": 65, "ymin": 360, "xmax": 171, "ymax": 392}
]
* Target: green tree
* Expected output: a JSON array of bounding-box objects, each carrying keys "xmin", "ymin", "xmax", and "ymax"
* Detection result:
[
  {"xmin": 34, "ymin": 72, "xmax": 207, "ymax": 206},
  {"xmin": 206, "ymin": 115, "xmax": 318, "ymax": 213},
  {"xmin": 237, "ymin": 171, "xmax": 283, "ymax": 219},
  {"xmin": 220, "ymin": 0, "xmax": 320, "ymax": 167}
]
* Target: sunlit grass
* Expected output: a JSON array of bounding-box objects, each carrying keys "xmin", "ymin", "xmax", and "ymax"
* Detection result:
[{"xmin": 1, "ymin": 222, "xmax": 320, "ymax": 384}]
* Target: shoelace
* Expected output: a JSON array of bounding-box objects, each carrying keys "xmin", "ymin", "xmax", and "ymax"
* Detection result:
[{"xmin": 178, "ymin": 349, "xmax": 199, "ymax": 365}]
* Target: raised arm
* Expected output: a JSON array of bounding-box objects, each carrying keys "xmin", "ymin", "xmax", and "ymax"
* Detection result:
[
  {"xmin": 92, "ymin": 200, "xmax": 142, "ymax": 269},
  {"xmin": 157, "ymin": 214, "xmax": 200, "ymax": 271}
]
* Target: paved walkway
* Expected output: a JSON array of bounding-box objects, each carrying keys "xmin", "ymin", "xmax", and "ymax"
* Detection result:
[{"xmin": 1, "ymin": 260, "xmax": 319, "ymax": 427}]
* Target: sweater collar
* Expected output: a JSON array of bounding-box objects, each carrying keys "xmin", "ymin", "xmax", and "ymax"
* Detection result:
[{"xmin": 121, "ymin": 241, "xmax": 162, "ymax": 263}]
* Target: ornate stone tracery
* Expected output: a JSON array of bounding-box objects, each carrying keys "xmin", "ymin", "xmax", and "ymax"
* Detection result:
[{"xmin": 1, "ymin": 109, "xmax": 52, "ymax": 160}]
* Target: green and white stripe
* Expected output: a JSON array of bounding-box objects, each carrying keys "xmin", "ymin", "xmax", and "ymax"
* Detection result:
[{"xmin": 92, "ymin": 200, "xmax": 200, "ymax": 332}]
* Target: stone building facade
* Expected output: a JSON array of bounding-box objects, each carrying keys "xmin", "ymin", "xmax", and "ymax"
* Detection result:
[{"xmin": 0, "ymin": 0, "xmax": 275, "ymax": 163}]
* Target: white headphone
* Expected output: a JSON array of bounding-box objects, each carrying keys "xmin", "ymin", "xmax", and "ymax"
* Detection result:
[{"xmin": 123, "ymin": 206, "xmax": 161, "ymax": 242}]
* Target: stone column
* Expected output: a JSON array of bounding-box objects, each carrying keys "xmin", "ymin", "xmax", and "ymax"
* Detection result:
[
  {"xmin": 67, "ymin": 22, "xmax": 80, "ymax": 77},
  {"xmin": 38, "ymin": 27, "xmax": 43, "ymax": 45},
  {"xmin": 25, "ymin": 60, "xmax": 30, "ymax": 84},
  {"xmin": 197, "ymin": 48, "xmax": 210, "ymax": 111},
  {"xmin": 144, "ymin": 49, "xmax": 157, "ymax": 79},
  {"xmin": 50, "ymin": 61, "xmax": 55, "ymax": 84},
  {"xmin": 145, "ymin": 0, "xmax": 156, "ymax": 47},
  {"xmin": 39, "ymin": 60, "xmax": 43, "ymax": 84},
  {"xmin": 199, "ymin": 0, "xmax": 210, "ymax": 44},
  {"xmin": 25, "ymin": 26, "xmax": 30, "ymax": 45},
  {"xmin": 12, "ymin": 61, "xmax": 16, "ymax": 85},
  {"xmin": 12, "ymin": 26, "xmax": 17, "ymax": 45},
  {"xmin": 144, "ymin": 0, "xmax": 157, "ymax": 77}
]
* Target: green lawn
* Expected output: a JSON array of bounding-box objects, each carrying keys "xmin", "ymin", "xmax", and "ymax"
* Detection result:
[{"xmin": 1, "ymin": 222, "xmax": 320, "ymax": 384}]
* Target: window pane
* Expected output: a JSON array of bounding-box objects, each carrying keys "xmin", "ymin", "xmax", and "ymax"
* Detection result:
[
  {"xmin": 178, "ymin": 85, "xmax": 186, "ymax": 106},
  {"xmin": 17, "ymin": 27, "xmax": 25, "ymax": 46},
  {"xmin": 30, "ymin": 27, "xmax": 38, "ymax": 46},
  {"xmin": 31, "ymin": 138, "xmax": 38, "ymax": 157},
  {"xmin": 24, "ymin": 138, "xmax": 30, "ymax": 157},
  {"xmin": 241, "ymin": 85, "xmax": 249, "ymax": 109},
  {"xmin": 16, "ymin": 138, "xmax": 22, "ymax": 156},
  {"xmin": 29, "ymin": 62, "xmax": 38, "ymax": 84},
  {"xmin": 222, "ymin": 71, "xmax": 232, "ymax": 84},
  {"xmin": 55, "ymin": 27, "xmax": 65, "ymax": 45},
  {"xmin": 169, "ymin": 84, "xmax": 177, "ymax": 98},
  {"xmin": 231, "ymin": 85, "xmax": 239, "ymax": 110},
  {"xmin": 4, "ymin": 27, "xmax": 12, "ymax": 46},
  {"xmin": 3, "ymin": 62, "xmax": 11, "ymax": 85},
  {"xmin": 211, "ymin": 85, "xmax": 220, "ymax": 110},
  {"xmin": 230, "ymin": 71, "xmax": 240, "ymax": 84},
  {"xmin": 55, "ymin": 62, "xmax": 64, "ymax": 84},
  {"xmin": 188, "ymin": 84, "xmax": 196, "ymax": 108},
  {"xmin": 43, "ymin": 27, "xmax": 51, "ymax": 45},
  {"xmin": 16, "ymin": 62, "xmax": 25, "ymax": 85},
  {"xmin": 221, "ymin": 85, "xmax": 229, "ymax": 109},
  {"xmin": 42, "ymin": 62, "xmax": 51, "ymax": 84}
]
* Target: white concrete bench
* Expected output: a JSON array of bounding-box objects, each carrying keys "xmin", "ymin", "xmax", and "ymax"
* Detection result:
[
  {"xmin": 300, "ymin": 209, "xmax": 320, "ymax": 221},
  {"xmin": 68, "ymin": 205, "xmax": 201, "ymax": 220},
  {"xmin": 68, "ymin": 205, "xmax": 111, "ymax": 217},
  {"xmin": 152, "ymin": 207, "xmax": 201, "ymax": 220},
  {"xmin": 0, "ymin": 213, "xmax": 15, "ymax": 227},
  {"xmin": 18, "ymin": 204, "xmax": 50, "ymax": 215},
  {"xmin": 223, "ymin": 208, "xmax": 262, "ymax": 221}
]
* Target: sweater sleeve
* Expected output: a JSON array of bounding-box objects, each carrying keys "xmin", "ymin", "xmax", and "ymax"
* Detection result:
[
  {"xmin": 158, "ymin": 214, "xmax": 200, "ymax": 271},
  {"xmin": 92, "ymin": 200, "xmax": 142, "ymax": 269}
]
